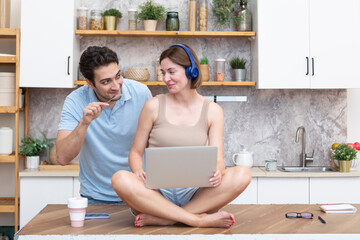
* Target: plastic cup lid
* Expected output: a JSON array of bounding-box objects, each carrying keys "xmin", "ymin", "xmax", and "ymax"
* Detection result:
[{"xmin": 68, "ymin": 197, "xmax": 88, "ymax": 208}]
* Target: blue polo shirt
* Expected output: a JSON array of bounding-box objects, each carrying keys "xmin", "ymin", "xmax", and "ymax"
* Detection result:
[{"xmin": 58, "ymin": 79, "xmax": 152, "ymax": 201}]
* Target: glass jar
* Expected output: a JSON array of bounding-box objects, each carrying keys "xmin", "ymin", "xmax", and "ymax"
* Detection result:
[
  {"xmin": 199, "ymin": 0, "xmax": 207, "ymax": 31},
  {"xmin": 215, "ymin": 59, "xmax": 225, "ymax": 81},
  {"xmin": 188, "ymin": 0, "xmax": 197, "ymax": 31},
  {"xmin": 77, "ymin": 7, "xmax": 88, "ymax": 30},
  {"xmin": 128, "ymin": 9, "xmax": 137, "ymax": 31},
  {"xmin": 166, "ymin": 12, "xmax": 179, "ymax": 31},
  {"xmin": 90, "ymin": 10, "xmax": 103, "ymax": 30},
  {"xmin": 236, "ymin": 0, "xmax": 252, "ymax": 31}
]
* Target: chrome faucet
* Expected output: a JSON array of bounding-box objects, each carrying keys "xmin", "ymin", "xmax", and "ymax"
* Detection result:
[{"xmin": 295, "ymin": 126, "xmax": 314, "ymax": 168}]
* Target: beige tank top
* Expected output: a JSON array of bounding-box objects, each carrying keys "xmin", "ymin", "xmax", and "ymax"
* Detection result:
[{"xmin": 148, "ymin": 94, "xmax": 210, "ymax": 148}]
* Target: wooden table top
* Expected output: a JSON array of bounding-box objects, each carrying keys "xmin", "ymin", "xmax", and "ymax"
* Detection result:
[{"xmin": 17, "ymin": 204, "xmax": 360, "ymax": 236}]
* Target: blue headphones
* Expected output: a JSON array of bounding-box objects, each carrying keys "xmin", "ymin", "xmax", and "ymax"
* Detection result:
[{"xmin": 170, "ymin": 44, "xmax": 199, "ymax": 80}]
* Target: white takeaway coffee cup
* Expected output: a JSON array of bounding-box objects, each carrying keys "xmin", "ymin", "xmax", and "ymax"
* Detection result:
[{"xmin": 67, "ymin": 197, "xmax": 88, "ymax": 227}]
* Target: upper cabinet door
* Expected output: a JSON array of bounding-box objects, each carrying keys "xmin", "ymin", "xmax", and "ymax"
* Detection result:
[
  {"xmin": 310, "ymin": 0, "xmax": 360, "ymax": 88},
  {"xmin": 253, "ymin": 0, "xmax": 360, "ymax": 89},
  {"xmin": 252, "ymin": 0, "xmax": 310, "ymax": 89},
  {"xmin": 20, "ymin": 0, "xmax": 79, "ymax": 88}
]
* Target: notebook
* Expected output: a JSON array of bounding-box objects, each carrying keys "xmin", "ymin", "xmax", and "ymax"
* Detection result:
[
  {"xmin": 145, "ymin": 146, "xmax": 218, "ymax": 189},
  {"xmin": 320, "ymin": 204, "xmax": 358, "ymax": 214}
]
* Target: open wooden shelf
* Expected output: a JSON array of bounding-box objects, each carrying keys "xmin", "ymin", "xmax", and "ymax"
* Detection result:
[
  {"xmin": 74, "ymin": 80, "xmax": 255, "ymax": 86},
  {"xmin": 0, "ymin": 56, "xmax": 16, "ymax": 63},
  {"xmin": 75, "ymin": 30, "xmax": 256, "ymax": 38},
  {"xmin": 0, "ymin": 28, "xmax": 17, "ymax": 38},
  {"xmin": 0, "ymin": 154, "xmax": 16, "ymax": 163},
  {"xmin": 0, "ymin": 106, "xmax": 25, "ymax": 113},
  {"xmin": 0, "ymin": 198, "xmax": 16, "ymax": 212},
  {"xmin": 0, "ymin": 28, "xmax": 22, "ymax": 232}
]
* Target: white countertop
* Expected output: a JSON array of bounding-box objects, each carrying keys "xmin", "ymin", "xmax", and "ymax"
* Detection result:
[{"xmin": 19, "ymin": 167, "xmax": 360, "ymax": 178}]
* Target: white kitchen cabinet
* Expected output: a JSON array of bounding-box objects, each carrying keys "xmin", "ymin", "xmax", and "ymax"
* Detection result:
[
  {"xmin": 258, "ymin": 178, "xmax": 309, "ymax": 204},
  {"xmin": 230, "ymin": 178, "xmax": 257, "ymax": 204},
  {"xmin": 251, "ymin": 0, "xmax": 360, "ymax": 89},
  {"xmin": 20, "ymin": 0, "xmax": 79, "ymax": 88},
  {"xmin": 19, "ymin": 176, "xmax": 79, "ymax": 229},
  {"xmin": 309, "ymin": 177, "xmax": 360, "ymax": 204}
]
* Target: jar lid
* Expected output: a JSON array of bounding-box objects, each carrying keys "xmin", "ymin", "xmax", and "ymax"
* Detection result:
[
  {"xmin": 77, "ymin": 7, "xmax": 88, "ymax": 11},
  {"xmin": 128, "ymin": 9, "xmax": 137, "ymax": 12},
  {"xmin": 0, "ymin": 127, "xmax": 12, "ymax": 132},
  {"xmin": 215, "ymin": 59, "xmax": 225, "ymax": 61},
  {"xmin": 0, "ymin": 72, "xmax": 15, "ymax": 76}
]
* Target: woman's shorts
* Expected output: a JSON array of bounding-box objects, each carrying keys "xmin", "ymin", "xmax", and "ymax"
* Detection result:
[{"xmin": 158, "ymin": 187, "xmax": 199, "ymax": 207}]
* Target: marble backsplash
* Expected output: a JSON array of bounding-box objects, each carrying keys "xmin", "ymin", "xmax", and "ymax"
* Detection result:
[{"xmin": 29, "ymin": 87, "xmax": 346, "ymax": 167}]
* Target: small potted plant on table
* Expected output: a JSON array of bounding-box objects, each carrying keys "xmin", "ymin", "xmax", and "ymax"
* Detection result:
[
  {"xmin": 103, "ymin": 8, "xmax": 123, "ymax": 30},
  {"xmin": 137, "ymin": 0, "xmax": 166, "ymax": 31},
  {"xmin": 333, "ymin": 143, "xmax": 357, "ymax": 172},
  {"xmin": 19, "ymin": 133, "xmax": 54, "ymax": 169},
  {"xmin": 200, "ymin": 57, "xmax": 209, "ymax": 82},
  {"xmin": 230, "ymin": 57, "xmax": 246, "ymax": 81}
]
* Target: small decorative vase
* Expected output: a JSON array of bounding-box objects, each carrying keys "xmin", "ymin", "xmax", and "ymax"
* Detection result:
[
  {"xmin": 338, "ymin": 160, "xmax": 351, "ymax": 173},
  {"xmin": 26, "ymin": 156, "xmax": 40, "ymax": 169},
  {"xmin": 104, "ymin": 16, "xmax": 117, "ymax": 30},
  {"xmin": 144, "ymin": 20, "xmax": 157, "ymax": 31},
  {"xmin": 234, "ymin": 69, "xmax": 246, "ymax": 81},
  {"xmin": 199, "ymin": 64, "xmax": 209, "ymax": 81},
  {"xmin": 235, "ymin": 0, "xmax": 252, "ymax": 31}
]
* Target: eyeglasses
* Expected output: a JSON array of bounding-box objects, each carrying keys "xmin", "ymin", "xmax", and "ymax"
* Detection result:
[{"xmin": 285, "ymin": 212, "xmax": 313, "ymax": 219}]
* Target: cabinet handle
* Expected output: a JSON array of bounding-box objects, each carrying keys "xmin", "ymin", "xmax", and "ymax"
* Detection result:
[
  {"xmin": 312, "ymin": 58, "xmax": 314, "ymax": 76},
  {"xmin": 306, "ymin": 57, "xmax": 309, "ymax": 75},
  {"xmin": 67, "ymin": 56, "xmax": 70, "ymax": 75}
]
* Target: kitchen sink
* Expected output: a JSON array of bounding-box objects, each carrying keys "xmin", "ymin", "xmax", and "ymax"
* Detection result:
[{"xmin": 278, "ymin": 166, "xmax": 337, "ymax": 172}]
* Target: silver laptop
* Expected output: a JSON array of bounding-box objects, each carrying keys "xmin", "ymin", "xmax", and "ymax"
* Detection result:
[{"xmin": 145, "ymin": 146, "xmax": 217, "ymax": 189}]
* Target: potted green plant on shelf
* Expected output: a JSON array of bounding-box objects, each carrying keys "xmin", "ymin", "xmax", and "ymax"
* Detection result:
[
  {"xmin": 213, "ymin": 0, "xmax": 237, "ymax": 27},
  {"xmin": 230, "ymin": 57, "xmax": 246, "ymax": 81},
  {"xmin": 137, "ymin": 0, "xmax": 166, "ymax": 31},
  {"xmin": 19, "ymin": 133, "xmax": 55, "ymax": 169},
  {"xmin": 333, "ymin": 143, "xmax": 357, "ymax": 172},
  {"xmin": 200, "ymin": 57, "xmax": 209, "ymax": 82},
  {"xmin": 103, "ymin": 8, "xmax": 123, "ymax": 30}
]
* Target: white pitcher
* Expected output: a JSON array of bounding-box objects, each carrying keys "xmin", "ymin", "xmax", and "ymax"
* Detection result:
[{"xmin": 232, "ymin": 149, "xmax": 254, "ymax": 168}]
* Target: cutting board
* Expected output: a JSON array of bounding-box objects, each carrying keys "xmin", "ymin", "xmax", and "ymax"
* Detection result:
[{"xmin": 39, "ymin": 161, "xmax": 79, "ymax": 171}]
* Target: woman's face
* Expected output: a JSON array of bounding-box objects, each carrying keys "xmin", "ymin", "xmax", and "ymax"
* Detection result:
[{"xmin": 160, "ymin": 57, "xmax": 190, "ymax": 93}]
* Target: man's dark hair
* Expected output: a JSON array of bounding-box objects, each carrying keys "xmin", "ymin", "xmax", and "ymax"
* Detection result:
[{"xmin": 79, "ymin": 46, "xmax": 119, "ymax": 85}]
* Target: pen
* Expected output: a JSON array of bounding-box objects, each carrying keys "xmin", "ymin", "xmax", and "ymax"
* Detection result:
[{"xmin": 318, "ymin": 216, "xmax": 327, "ymax": 224}]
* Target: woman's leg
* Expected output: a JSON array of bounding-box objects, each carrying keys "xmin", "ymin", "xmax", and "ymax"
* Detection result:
[
  {"xmin": 111, "ymin": 170, "xmax": 235, "ymax": 228},
  {"xmin": 182, "ymin": 166, "xmax": 252, "ymax": 214},
  {"xmin": 135, "ymin": 166, "xmax": 251, "ymax": 226}
]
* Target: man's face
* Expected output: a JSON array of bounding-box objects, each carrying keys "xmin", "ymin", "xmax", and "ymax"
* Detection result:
[{"xmin": 87, "ymin": 62, "xmax": 123, "ymax": 102}]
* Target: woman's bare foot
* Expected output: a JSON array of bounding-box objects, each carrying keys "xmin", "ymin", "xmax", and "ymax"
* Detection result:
[
  {"xmin": 135, "ymin": 213, "xmax": 176, "ymax": 227},
  {"xmin": 196, "ymin": 211, "xmax": 235, "ymax": 228}
]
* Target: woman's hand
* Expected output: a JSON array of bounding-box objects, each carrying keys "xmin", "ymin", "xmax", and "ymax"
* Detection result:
[
  {"xmin": 134, "ymin": 169, "xmax": 146, "ymax": 184},
  {"xmin": 209, "ymin": 169, "xmax": 222, "ymax": 187}
]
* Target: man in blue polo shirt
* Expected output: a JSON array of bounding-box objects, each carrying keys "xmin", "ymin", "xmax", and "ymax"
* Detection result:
[{"xmin": 56, "ymin": 46, "xmax": 152, "ymax": 204}]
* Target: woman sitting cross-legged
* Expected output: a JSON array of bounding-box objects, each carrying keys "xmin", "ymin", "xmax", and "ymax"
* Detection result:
[{"xmin": 111, "ymin": 44, "xmax": 252, "ymax": 228}]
